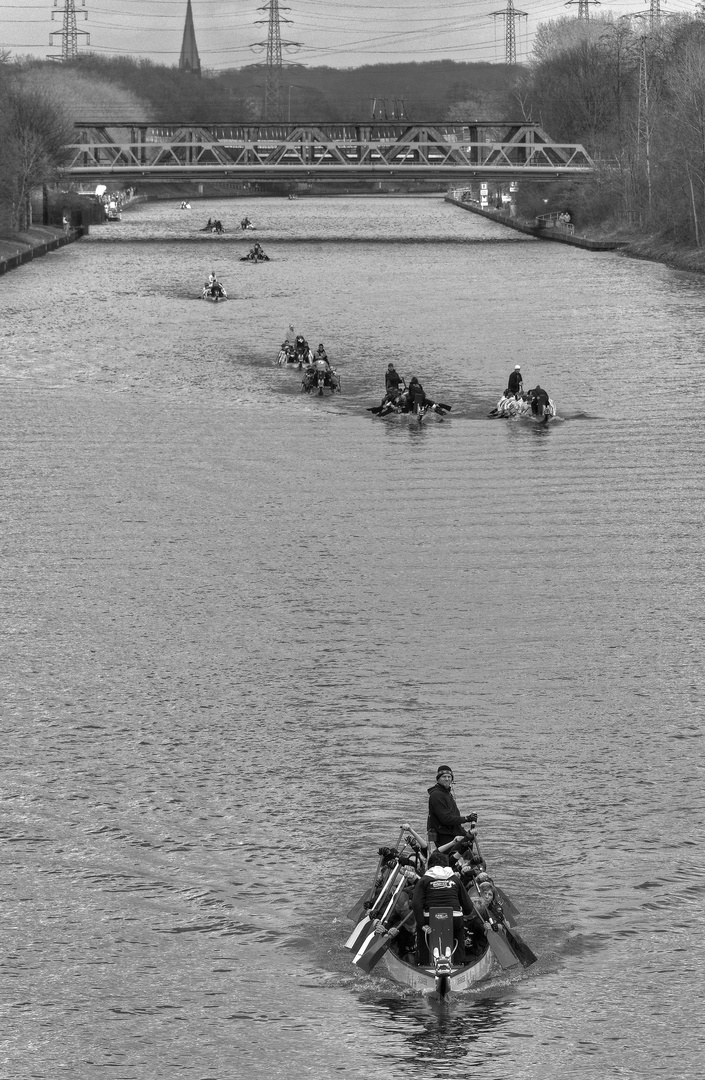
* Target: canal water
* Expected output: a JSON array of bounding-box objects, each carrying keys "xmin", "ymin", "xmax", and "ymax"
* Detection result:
[{"xmin": 2, "ymin": 196, "xmax": 703, "ymax": 1080}]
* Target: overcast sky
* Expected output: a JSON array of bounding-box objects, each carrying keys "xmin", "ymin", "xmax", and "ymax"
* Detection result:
[{"xmin": 0, "ymin": 0, "xmax": 698, "ymax": 70}]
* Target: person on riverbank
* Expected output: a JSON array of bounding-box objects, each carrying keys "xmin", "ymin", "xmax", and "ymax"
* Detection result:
[
  {"xmin": 427, "ymin": 766, "xmax": 477, "ymax": 851},
  {"xmin": 508, "ymin": 365, "xmax": 523, "ymax": 395}
]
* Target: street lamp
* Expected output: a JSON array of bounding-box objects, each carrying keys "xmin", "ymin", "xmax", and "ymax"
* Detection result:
[{"xmin": 287, "ymin": 84, "xmax": 308, "ymax": 123}]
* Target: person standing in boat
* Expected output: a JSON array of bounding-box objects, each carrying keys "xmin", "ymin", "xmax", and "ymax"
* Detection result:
[
  {"xmin": 427, "ymin": 765, "xmax": 477, "ymax": 852},
  {"xmin": 508, "ymin": 365, "xmax": 523, "ymax": 395},
  {"xmin": 411, "ymin": 851, "xmax": 477, "ymax": 964},
  {"xmin": 383, "ymin": 363, "xmax": 404, "ymax": 403}
]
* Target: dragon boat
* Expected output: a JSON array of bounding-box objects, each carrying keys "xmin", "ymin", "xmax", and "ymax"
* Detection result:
[
  {"xmin": 201, "ymin": 282, "xmax": 227, "ymax": 301},
  {"xmin": 346, "ymin": 823, "xmax": 536, "ymax": 996},
  {"xmin": 490, "ymin": 390, "xmax": 556, "ymax": 421},
  {"xmin": 367, "ymin": 399, "xmax": 451, "ymax": 422},
  {"xmin": 302, "ymin": 365, "xmax": 341, "ymax": 395}
]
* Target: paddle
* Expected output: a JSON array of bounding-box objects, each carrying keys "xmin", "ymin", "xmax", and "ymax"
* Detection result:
[
  {"xmin": 366, "ymin": 405, "xmax": 384, "ymax": 414},
  {"xmin": 344, "ymin": 870, "xmax": 400, "ymax": 950},
  {"xmin": 470, "ymin": 884, "xmax": 521, "ymax": 970},
  {"xmin": 503, "ymin": 926, "xmax": 538, "ymax": 968},
  {"xmin": 345, "ymin": 858, "xmax": 405, "ymax": 950},
  {"xmin": 353, "ymin": 912, "xmax": 416, "ymax": 974},
  {"xmin": 347, "ymin": 850, "xmax": 385, "ymax": 923},
  {"xmin": 470, "ymin": 834, "xmax": 520, "ymax": 923},
  {"xmin": 351, "ymin": 874, "xmax": 408, "ymax": 961},
  {"xmin": 433, "ymin": 402, "xmax": 452, "ymax": 412},
  {"xmin": 343, "ymin": 825, "xmax": 403, "ymax": 946}
]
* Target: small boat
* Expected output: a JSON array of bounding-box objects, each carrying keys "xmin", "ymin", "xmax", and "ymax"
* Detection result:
[
  {"xmin": 277, "ymin": 335, "xmax": 313, "ymax": 367},
  {"xmin": 368, "ymin": 398, "xmax": 451, "ymax": 422},
  {"xmin": 302, "ymin": 366, "xmax": 341, "ymax": 395},
  {"xmin": 490, "ymin": 390, "xmax": 556, "ymax": 421},
  {"xmin": 240, "ymin": 251, "xmax": 269, "ymax": 263},
  {"xmin": 346, "ymin": 824, "xmax": 536, "ymax": 996},
  {"xmin": 201, "ymin": 282, "xmax": 228, "ymax": 301}
]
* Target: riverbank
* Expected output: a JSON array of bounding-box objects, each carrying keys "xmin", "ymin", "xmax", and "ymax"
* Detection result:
[
  {"xmin": 444, "ymin": 191, "xmax": 705, "ymax": 272},
  {"xmin": 444, "ymin": 193, "xmax": 628, "ymax": 251},
  {"xmin": 0, "ymin": 225, "xmax": 85, "ymax": 277}
]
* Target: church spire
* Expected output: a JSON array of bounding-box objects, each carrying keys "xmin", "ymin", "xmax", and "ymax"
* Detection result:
[{"xmin": 179, "ymin": 0, "xmax": 201, "ymax": 76}]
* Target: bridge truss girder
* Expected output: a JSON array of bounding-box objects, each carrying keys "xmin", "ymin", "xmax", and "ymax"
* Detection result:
[{"xmin": 63, "ymin": 122, "xmax": 594, "ymax": 182}]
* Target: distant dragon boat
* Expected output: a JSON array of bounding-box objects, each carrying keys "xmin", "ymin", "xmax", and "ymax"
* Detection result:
[{"xmin": 490, "ymin": 389, "xmax": 556, "ymax": 422}]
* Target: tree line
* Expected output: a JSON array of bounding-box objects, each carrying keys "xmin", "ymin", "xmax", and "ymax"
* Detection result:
[{"xmin": 515, "ymin": 11, "xmax": 705, "ymax": 245}]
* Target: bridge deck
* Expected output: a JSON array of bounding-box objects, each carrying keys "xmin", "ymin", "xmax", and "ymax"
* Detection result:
[{"xmin": 62, "ymin": 122, "xmax": 594, "ymax": 183}]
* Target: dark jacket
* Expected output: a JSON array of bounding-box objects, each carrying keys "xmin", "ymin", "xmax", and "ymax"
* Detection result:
[
  {"xmin": 411, "ymin": 867, "xmax": 475, "ymax": 923},
  {"xmin": 408, "ymin": 380, "xmax": 425, "ymax": 402},
  {"xmin": 508, "ymin": 369, "xmax": 523, "ymax": 394},
  {"xmin": 427, "ymin": 783, "xmax": 467, "ymax": 840}
]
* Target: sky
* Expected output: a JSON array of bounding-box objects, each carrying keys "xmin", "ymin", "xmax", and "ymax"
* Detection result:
[{"xmin": 0, "ymin": 0, "xmax": 699, "ymax": 71}]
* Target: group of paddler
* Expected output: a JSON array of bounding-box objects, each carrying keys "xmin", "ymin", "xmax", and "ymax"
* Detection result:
[
  {"xmin": 367, "ymin": 363, "xmax": 451, "ymax": 418},
  {"xmin": 346, "ymin": 764, "xmax": 537, "ymax": 976},
  {"xmin": 277, "ymin": 333, "xmax": 341, "ymax": 393},
  {"xmin": 490, "ymin": 364, "xmax": 554, "ymax": 420}
]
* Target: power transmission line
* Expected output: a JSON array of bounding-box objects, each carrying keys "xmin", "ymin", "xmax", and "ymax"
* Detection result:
[
  {"xmin": 488, "ymin": 0, "xmax": 527, "ymax": 65},
  {"xmin": 252, "ymin": 1, "xmax": 303, "ymax": 121},
  {"xmin": 49, "ymin": 0, "xmax": 89, "ymax": 61},
  {"xmin": 564, "ymin": 0, "xmax": 601, "ymax": 19}
]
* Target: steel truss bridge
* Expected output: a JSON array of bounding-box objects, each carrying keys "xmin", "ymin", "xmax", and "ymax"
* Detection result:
[{"xmin": 62, "ymin": 122, "xmax": 594, "ymax": 183}]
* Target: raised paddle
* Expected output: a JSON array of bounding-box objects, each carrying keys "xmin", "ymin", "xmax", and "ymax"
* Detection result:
[
  {"xmin": 345, "ymin": 862, "xmax": 405, "ymax": 950},
  {"xmin": 347, "ymin": 827, "xmax": 405, "ymax": 922},
  {"xmin": 353, "ymin": 912, "xmax": 416, "ymax": 974},
  {"xmin": 351, "ymin": 873, "xmax": 409, "ymax": 962}
]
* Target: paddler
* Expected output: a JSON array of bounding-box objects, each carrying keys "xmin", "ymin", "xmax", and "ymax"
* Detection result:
[{"xmin": 411, "ymin": 851, "xmax": 477, "ymax": 964}]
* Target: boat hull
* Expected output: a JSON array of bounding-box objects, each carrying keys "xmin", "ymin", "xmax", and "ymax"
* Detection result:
[{"xmin": 380, "ymin": 943, "xmax": 494, "ymax": 992}]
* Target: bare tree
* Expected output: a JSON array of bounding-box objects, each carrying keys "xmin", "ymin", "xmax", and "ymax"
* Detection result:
[{"xmin": 0, "ymin": 83, "xmax": 73, "ymax": 232}]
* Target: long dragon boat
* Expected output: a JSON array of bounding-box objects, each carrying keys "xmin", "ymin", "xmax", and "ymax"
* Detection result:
[{"xmin": 345, "ymin": 824, "xmax": 536, "ymax": 996}]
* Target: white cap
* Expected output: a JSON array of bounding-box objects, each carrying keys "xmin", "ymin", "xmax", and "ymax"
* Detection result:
[{"xmin": 515, "ymin": 365, "xmax": 521, "ymax": 370}]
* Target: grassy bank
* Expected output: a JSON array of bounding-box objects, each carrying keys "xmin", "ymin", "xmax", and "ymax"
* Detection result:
[
  {"xmin": 0, "ymin": 225, "xmax": 80, "ymax": 275},
  {"xmin": 615, "ymin": 235, "xmax": 705, "ymax": 274}
]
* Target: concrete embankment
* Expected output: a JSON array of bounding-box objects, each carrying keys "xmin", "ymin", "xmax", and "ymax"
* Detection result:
[
  {"xmin": 0, "ymin": 225, "xmax": 86, "ymax": 277},
  {"xmin": 445, "ymin": 194, "xmax": 628, "ymax": 252}
]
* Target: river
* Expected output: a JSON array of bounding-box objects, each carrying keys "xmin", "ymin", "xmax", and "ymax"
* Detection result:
[{"xmin": 1, "ymin": 195, "xmax": 703, "ymax": 1080}]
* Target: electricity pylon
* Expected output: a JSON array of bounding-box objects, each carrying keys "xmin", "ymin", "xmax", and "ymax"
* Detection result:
[
  {"xmin": 564, "ymin": 0, "xmax": 601, "ymax": 19},
  {"xmin": 49, "ymin": 0, "xmax": 89, "ymax": 61},
  {"xmin": 489, "ymin": 0, "xmax": 527, "ymax": 65},
  {"xmin": 252, "ymin": 0, "xmax": 302, "ymax": 121}
]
